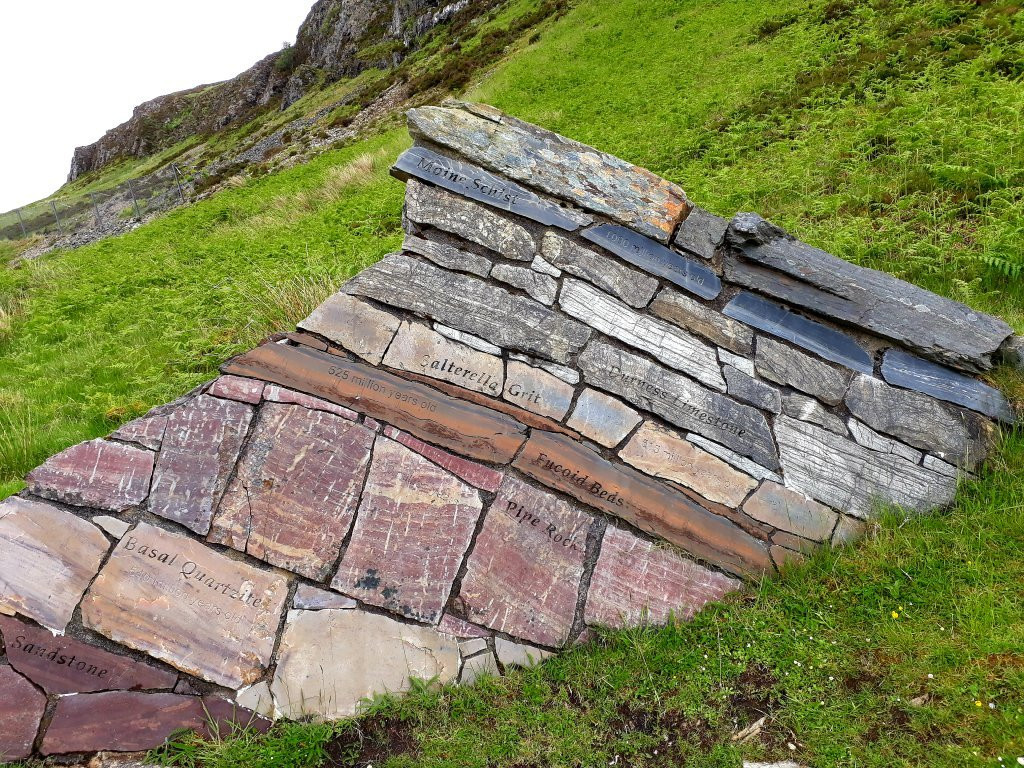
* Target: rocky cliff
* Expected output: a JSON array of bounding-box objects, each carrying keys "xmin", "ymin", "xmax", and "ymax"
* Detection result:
[{"xmin": 68, "ymin": 0, "xmax": 486, "ymax": 181}]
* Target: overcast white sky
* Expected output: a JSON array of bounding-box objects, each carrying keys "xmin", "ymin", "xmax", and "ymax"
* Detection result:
[{"xmin": 0, "ymin": 0, "xmax": 314, "ymax": 213}]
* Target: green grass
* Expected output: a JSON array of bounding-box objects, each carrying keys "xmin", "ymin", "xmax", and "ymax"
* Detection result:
[{"xmin": 1, "ymin": 0, "xmax": 1023, "ymax": 764}]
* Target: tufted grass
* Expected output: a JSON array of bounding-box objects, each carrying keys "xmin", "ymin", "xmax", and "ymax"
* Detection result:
[{"xmin": 1, "ymin": 0, "xmax": 1023, "ymax": 764}]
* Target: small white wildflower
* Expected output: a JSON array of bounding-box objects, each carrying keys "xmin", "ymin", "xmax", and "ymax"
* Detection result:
[
  {"xmin": 788, "ymin": 743, "xmax": 797, "ymax": 751},
  {"xmin": 990, "ymin": 702, "xmax": 997, "ymax": 709},
  {"xmin": 928, "ymin": 673, "xmax": 934, "ymax": 679},
  {"xmin": 794, "ymin": 660, "xmax": 802, "ymax": 667}
]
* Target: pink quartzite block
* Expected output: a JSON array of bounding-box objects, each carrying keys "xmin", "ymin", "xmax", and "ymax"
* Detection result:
[
  {"xmin": 383, "ymin": 425, "xmax": 503, "ymax": 492},
  {"xmin": 459, "ymin": 475, "xmax": 592, "ymax": 648},
  {"xmin": 149, "ymin": 394, "xmax": 253, "ymax": 534},
  {"xmin": 111, "ymin": 413, "xmax": 168, "ymax": 450},
  {"xmin": 263, "ymin": 384, "xmax": 359, "ymax": 420},
  {"xmin": 0, "ymin": 666, "xmax": 46, "ymax": 760},
  {"xmin": 207, "ymin": 375, "xmax": 266, "ymax": 404},
  {"xmin": 584, "ymin": 526, "xmax": 740, "ymax": 628},
  {"xmin": 26, "ymin": 439, "xmax": 154, "ymax": 512},
  {"xmin": 333, "ymin": 435, "xmax": 482, "ymax": 624},
  {"xmin": 437, "ymin": 613, "xmax": 491, "ymax": 639}
]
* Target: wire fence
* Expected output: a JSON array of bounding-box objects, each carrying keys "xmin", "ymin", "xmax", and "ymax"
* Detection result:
[{"xmin": 0, "ymin": 163, "xmax": 192, "ymax": 243}]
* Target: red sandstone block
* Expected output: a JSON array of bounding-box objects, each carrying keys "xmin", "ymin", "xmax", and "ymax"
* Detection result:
[
  {"xmin": 0, "ymin": 666, "xmax": 46, "ymax": 760},
  {"xmin": 27, "ymin": 438, "xmax": 154, "ymax": 512},
  {"xmin": 263, "ymin": 383, "xmax": 359, "ymax": 420},
  {"xmin": 111, "ymin": 413, "xmax": 167, "ymax": 450},
  {"xmin": 383, "ymin": 425, "xmax": 503, "ymax": 492},
  {"xmin": 208, "ymin": 375, "xmax": 266, "ymax": 404}
]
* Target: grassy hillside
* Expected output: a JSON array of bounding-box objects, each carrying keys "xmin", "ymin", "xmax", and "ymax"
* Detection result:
[{"xmin": 1, "ymin": 0, "xmax": 1023, "ymax": 764}]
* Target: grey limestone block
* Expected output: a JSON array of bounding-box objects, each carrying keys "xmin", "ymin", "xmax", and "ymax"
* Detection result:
[
  {"xmin": 781, "ymin": 392, "xmax": 848, "ymax": 436},
  {"xmin": 402, "ymin": 233, "xmax": 492, "ymax": 278},
  {"xmin": 724, "ymin": 366, "xmax": 782, "ymax": 414},
  {"xmin": 345, "ymin": 252, "xmax": 591, "ymax": 364},
  {"xmin": 491, "ymin": 263, "xmax": 559, "ymax": 305},
  {"xmin": 722, "ymin": 213, "xmax": 1013, "ymax": 372},
  {"xmin": 672, "ymin": 205, "xmax": 729, "ymax": 260},
  {"xmin": 754, "ymin": 336, "xmax": 852, "ymax": 406},
  {"xmin": 651, "ymin": 288, "xmax": 754, "ymax": 355},
  {"xmin": 542, "ymin": 231, "xmax": 658, "ymax": 308},
  {"xmin": 407, "ymin": 102, "xmax": 688, "ymax": 242}
]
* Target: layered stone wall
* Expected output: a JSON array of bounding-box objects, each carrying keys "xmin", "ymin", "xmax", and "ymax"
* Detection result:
[{"xmin": 0, "ymin": 102, "xmax": 1016, "ymax": 759}]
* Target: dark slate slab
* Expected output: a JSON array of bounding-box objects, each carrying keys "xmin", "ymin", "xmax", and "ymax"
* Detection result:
[
  {"xmin": 723, "ymin": 292, "xmax": 873, "ymax": 375},
  {"xmin": 722, "ymin": 213, "xmax": 1013, "ymax": 372},
  {"xmin": 583, "ymin": 223, "xmax": 722, "ymax": 300},
  {"xmin": 881, "ymin": 348, "xmax": 1014, "ymax": 424},
  {"xmin": 672, "ymin": 206, "xmax": 729, "ymax": 260},
  {"xmin": 393, "ymin": 146, "xmax": 587, "ymax": 231}
]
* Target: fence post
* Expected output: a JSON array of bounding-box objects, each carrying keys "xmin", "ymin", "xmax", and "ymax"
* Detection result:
[
  {"xmin": 127, "ymin": 179, "xmax": 142, "ymax": 219},
  {"xmin": 50, "ymin": 200, "xmax": 63, "ymax": 234},
  {"xmin": 15, "ymin": 207, "xmax": 26, "ymax": 238},
  {"xmin": 170, "ymin": 164, "xmax": 186, "ymax": 204},
  {"xmin": 90, "ymin": 192, "xmax": 102, "ymax": 227}
]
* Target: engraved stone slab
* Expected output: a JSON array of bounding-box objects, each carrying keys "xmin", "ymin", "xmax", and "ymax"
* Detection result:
[
  {"xmin": 782, "ymin": 392, "xmax": 849, "ymax": 436},
  {"xmin": 209, "ymin": 404, "xmax": 375, "ymax": 579},
  {"xmin": 383, "ymin": 425, "xmax": 503, "ymax": 492},
  {"xmin": 208, "ymin": 375, "xmax": 265, "ymax": 404},
  {"xmin": 619, "ymin": 421, "xmax": 758, "ymax": 507},
  {"xmin": 406, "ymin": 104, "xmax": 682, "ymax": 241},
  {"xmin": 724, "ymin": 366, "xmax": 781, "ymax": 414},
  {"xmin": 406, "ymin": 180, "xmax": 537, "ymax": 261},
  {"xmin": 81, "ymin": 522, "xmax": 288, "ymax": 688},
  {"xmin": 542, "ymin": 232, "xmax": 658, "ymax": 308},
  {"xmin": 270, "ymin": 609, "xmax": 459, "ymax": 719},
  {"xmin": 722, "ymin": 213, "xmax": 1013, "ymax": 372},
  {"xmin": 345, "ymin": 253, "xmax": 591, "ymax": 364},
  {"xmin": 298, "ymin": 292, "xmax": 401, "ymax": 366},
  {"xmin": 742, "ymin": 482, "xmax": 838, "ymax": 542},
  {"xmin": 393, "ymin": 145, "xmax": 588, "ymax": 231},
  {"xmin": 403, "ymin": 233, "xmax": 492, "ymax": 277},
  {"xmin": 491, "ymin": 263, "xmax": 558, "ymax": 305},
  {"xmin": 459, "ymin": 476, "xmax": 592, "ymax": 647},
  {"xmin": 775, "ymin": 416, "xmax": 958, "ymax": 518},
  {"xmin": 149, "ymin": 394, "xmax": 253, "ymax": 535},
  {"xmin": 585, "ymin": 526, "xmax": 740, "ymax": 628},
  {"xmin": 333, "ymin": 437, "xmax": 481, "ymax": 623},
  {"xmin": 513, "ymin": 431, "xmax": 773, "ymax": 577},
  {"xmin": 561, "ymin": 279, "xmax": 725, "ymax": 391},
  {"xmin": 881, "ymin": 348, "xmax": 1014, "ymax": 423},
  {"xmin": 847, "ymin": 418, "xmax": 923, "ymax": 463},
  {"xmin": 111, "ymin": 413, "xmax": 167, "ymax": 450},
  {"xmin": 224, "ymin": 343, "xmax": 528, "ymax": 464},
  {"xmin": 845, "ymin": 374, "xmax": 990, "ymax": 468},
  {"xmin": 577, "ymin": 340, "xmax": 779, "ymax": 470},
  {"xmin": 0, "ymin": 666, "xmax": 45, "ymax": 760},
  {"xmin": 724, "ymin": 292, "xmax": 873, "ymax": 375},
  {"xmin": 293, "ymin": 584, "xmax": 356, "ymax": 610},
  {"xmin": 383, "ymin": 321, "xmax": 504, "ymax": 396},
  {"xmin": 27, "ymin": 439, "xmax": 154, "ymax": 512},
  {"xmin": 755, "ymin": 337, "xmax": 853, "ymax": 406},
  {"xmin": 685, "ymin": 434, "xmax": 782, "ymax": 484},
  {"xmin": 566, "ymin": 388, "xmax": 642, "ymax": 448},
  {"xmin": 672, "ymin": 206, "xmax": 728, "ymax": 260},
  {"xmin": 0, "ymin": 497, "xmax": 110, "ymax": 631},
  {"xmin": 40, "ymin": 692, "xmax": 268, "ymax": 755},
  {"xmin": 0, "ymin": 615, "xmax": 176, "ymax": 694},
  {"xmin": 264, "ymin": 384, "xmax": 358, "ymax": 420},
  {"xmin": 503, "ymin": 361, "xmax": 575, "ymax": 420},
  {"xmin": 651, "ymin": 288, "xmax": 754, "ymax": 355},
  {"xmin": 583, "ymin": 224, "xmax": 721, "ymax": 299}
]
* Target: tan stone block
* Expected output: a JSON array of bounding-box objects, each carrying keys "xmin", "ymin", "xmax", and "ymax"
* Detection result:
[
  {"xmin": 383, "ymin": 321, "xmax": 504, "ymax": 396},
  {"xmin": 566, "ymin": 388, "xmax": 642, "ymax": 448},
  {"xmin": 743, "ymin": 482, "xmax": 838, "ymax": 542},
  {"xmin": 299, "ymin": 293, "xmax": 400, "ymax": 366},
  {"xmin": 503, "ymin": 360, "xmax": 574, "ymax": 420}
]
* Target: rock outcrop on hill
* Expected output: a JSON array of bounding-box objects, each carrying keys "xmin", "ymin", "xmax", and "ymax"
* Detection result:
[{"xmin": 67, "ymin": 0, "xmax": 487, "ymax": 181}]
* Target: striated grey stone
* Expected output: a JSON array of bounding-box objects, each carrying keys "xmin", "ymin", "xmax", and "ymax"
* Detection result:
[
  {"xmin": 651, "ymin": 288, "xmax": 754, "ymax": 355},
  {"xmin": 541, "ymin": 232, "xmax": 658, "ymax": 308},
  {"xmin": 346, "ymin": 253, "xmax": 591, "ymax": 364},
  {"xmin": 405, "ymin": 180, "xmax": 537, "ymax": 261},
  {"xmin": 583, "ymin": 224, "xmax": 722, "ymax": 299},
  {"xmin": 725, "ymin": 366, "xmax": 781, "ymax": 413},
  {"xmin": 755, "ymin": 337, "xmax": 853, "ymax": 406},
  {"xmin": 1000, "ymin": 334, "xmax": 1024, "ymax": 368},
  {"xmin": 847, "ymin": 418, "xmax": 923, "ymax": 463},
  {"xmin": 403, "ymin": 233, "xmax": 492, "ymax": 277},
  {"xmin": 923, "ymin": 454, "xmax": 962, "ymax": 478},
  {"xmin": 393, "ymin": 145, "xmax": 589, "ymax": 230},
  {"xmin": 433, "ymin": 323, "xmax": 502, "ymax": 355},
  {"xmin": 719, "ymin": 348, "xmax": 755, "ymax": 376},
  {"xmin": 845, "ymin": 374, "xmax": 992, "ymax": 469},
  {"xmin": 724, "ymin": 292, "xmax": 873, "ymax": 374},
  {"xmin": 561, "ymin": 279, "xmax": 725, "ymax": 391},
  {"xmin": 722, "ymin": 213, "xmax": 1013, "ymax": 372},
  {"xmin": 539, "ymin": 361, "xmax": 580, "ymax": 385},
  {"xmin": 673, "ymin": 205, "xmax": 729, "ymax": 260},
  {"xmin": 775, "ymin": 416, "xmax": 958, "ymax": 518},
  {"xmin": 685, "ymin": 434, "xmax": 782, "ymax": 483},
  {"xmin": 881, "ymin": 348, "xmax": 1014, "ymax": 423},
  {"xmin": 782, "ymin": 392, "xmax": 848, "ymax": 435},
  {"xmin": 578, "ymin": 340, "xmax": 779, "ymax": 469},
  {"xmin": 531, "ymin": 254, "xmax": 561, "ymax": 277},
  {"xmin": 407, "ymin": 103, "xmax": 686, "ymax": 242},
  {"xmin": 491, "ymin": 263, "xmax": 558, "ymax": 305}
]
